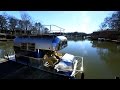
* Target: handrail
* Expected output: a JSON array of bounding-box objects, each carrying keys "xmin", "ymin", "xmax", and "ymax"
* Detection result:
[
  {"xmin": 74, "ymin": 56, "xmax": 83, "ymax": 71},
  {"xmin": 71, "ymin": 60, "xmax": 78, "ymax": 76},
  {"xmin": 5, "ymin": 54, "xmax": 84, "ymax": 78},
  {"xmin": 52, "ymin": 25, "xmax": 65, "ymax": 30},
  {"xmin": 43, "ymin": 25, "xmax": 65, "ymax": 30},
  {"xmin": 43, "ymin": 25, "xmax": 65, "ymax": 33},
  {"xmin": 70, "ymin": 56, "xmax": 84, "ymax": 77}
]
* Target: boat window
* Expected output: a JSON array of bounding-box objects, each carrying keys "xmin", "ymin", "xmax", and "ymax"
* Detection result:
[
  {"xmin": 28, "ymin": 43, "xmax": 35, "ymax": 51},
  {"xmin": 21, "ymin": 43, "xmax": 27, "ymax": 50}
]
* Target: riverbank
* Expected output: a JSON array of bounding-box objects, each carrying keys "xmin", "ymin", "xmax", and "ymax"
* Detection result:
[
  {"xmin": 88, "ymin": 30, "xmax": 120, "ymax": 44},
  {"xmin": 88, "ymin": 37, "xmax": 120, "ymax": 44}
]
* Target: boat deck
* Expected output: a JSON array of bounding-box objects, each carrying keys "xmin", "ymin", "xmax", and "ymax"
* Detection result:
[{"xmin": 0, "ymin": 60, "xmax": 71, "ymax": 79}]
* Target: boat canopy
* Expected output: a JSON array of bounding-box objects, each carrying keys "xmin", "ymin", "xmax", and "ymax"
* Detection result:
[{"xmin": 13, "ymin": 35, "xmax": 67, "ymax": 51}]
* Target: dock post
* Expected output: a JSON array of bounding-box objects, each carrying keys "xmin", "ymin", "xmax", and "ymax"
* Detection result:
[
  {"xmin": 7, "ymin": 54, "xmax": 9, "ymax": 61},
  {"xmin": 81, "ymin": 72, "xmax": 84, "ymax": 79},
  {"xmin": 115, "ymin": 76, "xmax": 119, "ymax": 79}
]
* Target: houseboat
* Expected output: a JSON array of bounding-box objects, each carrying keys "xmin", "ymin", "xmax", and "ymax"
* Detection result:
[{"xmin": 5, "ymin": 34, "xmax": 84, "ymax": 79}]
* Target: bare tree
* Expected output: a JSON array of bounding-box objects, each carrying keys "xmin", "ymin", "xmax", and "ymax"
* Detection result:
[
  {"xmin": 44, "ymin": 27, "xmax": 49, "ymax": 34},
  {"xmin": 0, "ymin": 15, "xmax": 7, "ymax": 33},
  {"xmin": 17, "ymin": 20, "xmax": 24, "ymax": 35},
  {"xmin": 99, "ymin": 22, "xmax": 107, "ymax": 30},
  {"xmin": 20, "ymin": 12, "xmax": 32, "ymax": 34},
  {"xmin": 30, "ymin": 25, "xmax": 37, "ymax": 35},
  {"xmin": 35, "ymin": 22, "xmax": 42, "ymax": 34},
  {"xmin": 8, "ymin": 16, "xmax": 18, "ymax": 35},
  {"xmin": 41, "ymin": 25, "xmax": 45, "ymax": 34},
  {"xmin": 100, "ymin": 11, "xmax": 120, "ymax": 31}
]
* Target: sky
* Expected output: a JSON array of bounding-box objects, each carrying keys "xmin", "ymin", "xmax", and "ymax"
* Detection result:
[{"xmin": 0, "ymin": 11, "xmax": 114, "ymax": 34}]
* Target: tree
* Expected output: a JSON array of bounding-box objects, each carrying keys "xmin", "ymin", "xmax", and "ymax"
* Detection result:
[
  {"xmin": 8, "ymin": 16, "xmax": 18, "ymax": 35},
  {"xmin": 41, "ymin": 25, "xmax": 45, "ymax": 34},
  {"xmin": 30, "ymin": 26, "xmax": 37, "ymax": 35},
  {"xmin": 100, "ymin": 11, "xmax": 120, "ymax": 31},
  {"xmin": 99, "ymin": 22, "xmax": 107, "ymax": 30},
  {"xmin": 35, "ymin": 22, "xmax": 42, "ymax": 34},
  {"xmin": 20, "ymin": 12, "xmax": 32, "ymax": 34},
  {"xmin": 0, "ymin": 15, "xmax": 7, "ymax": 33},
  {"xmin": 44, "ymin": 27, "xmax": 49, "ymax": 34},
  {"xmin": 73, "ymin": 31, "xmax": 78, "ymax": 35},
  {"xmin": 17, "ymin": 20, "xmax": 24, "ymax": 34}
]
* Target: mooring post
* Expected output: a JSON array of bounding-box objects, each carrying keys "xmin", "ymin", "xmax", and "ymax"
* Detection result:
[
  {"xmin": 81, "ymin": 72, "xmax": 84, "ymax": 79},
  {"xmin": 115, "ymin": 76, "xmax": 119, "ymax": 79},
  {"xmin": 7, "ymin": 54, "xmax": 9, "ymax": 61}
]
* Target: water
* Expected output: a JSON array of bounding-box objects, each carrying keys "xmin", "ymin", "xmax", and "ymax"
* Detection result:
[
  {"xmin": 59, "ymin": 39, "xmax": 120, "ymax": 79},
  {"xmin": 0, "ymin": 39, "xmax": 120, "ymax": 79},
  {"xmin": 0, "ymin": 41, "xmax": 14, "ymax": 58}
]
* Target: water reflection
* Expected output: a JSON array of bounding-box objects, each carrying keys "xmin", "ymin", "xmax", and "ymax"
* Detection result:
[
  {"xmin": 91, "ymin": 40, "xmax": 120, "ymax": 76},
  {"xmin": 0, "ymin": 41, "xmax": 14, "ymax": 58},
  {"xmin": 0, "ymin": 39, "xmax": 120, "ymax": 78}
]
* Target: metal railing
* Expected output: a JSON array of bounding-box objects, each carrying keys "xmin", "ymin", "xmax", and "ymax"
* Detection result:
[
  {"xmin": 4, "ymin": 53, "xmax": 84, "ymax": 79},
  {"xmin": 43, "ymin": 25, "xmax": 65, "ymax": 35},
  {"xmin": 70, "ymin": 56, "xmax": 84, "ymax": 77}
]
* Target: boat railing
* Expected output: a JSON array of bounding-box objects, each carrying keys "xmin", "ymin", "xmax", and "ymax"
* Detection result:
[
  {"xmin": 70, "ymin": 56, "xmax": 84, "ymax": 77},
  {"xmin": 4, "ymin": 53, "xmax": 84, "ymax": 78},
  {"xmin": 54, "ymin": 55, "xmax": 84, "ymax": 77},
  {"xmin": 43, "ymin": 25, "xmax": 65, "ymax": 35}
]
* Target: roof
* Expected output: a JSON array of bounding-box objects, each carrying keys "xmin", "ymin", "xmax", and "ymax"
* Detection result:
[
  {"xmin": 57, "ymin": 36, "xmax": 67, "ymax": 40},
  {"xmin": 18, "ymin": 34, "xmax": 57, "ymax": 38}
]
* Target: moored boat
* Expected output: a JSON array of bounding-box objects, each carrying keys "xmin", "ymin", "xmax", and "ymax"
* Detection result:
[{"xmin": 5, "ymin": 34, "xmax": 84, "ymax": 79}]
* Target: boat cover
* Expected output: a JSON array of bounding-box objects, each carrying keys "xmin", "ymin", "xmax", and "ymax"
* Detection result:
[{"xmin": 54, "ymin": 53, "xmax": 75, "ymax": 72}]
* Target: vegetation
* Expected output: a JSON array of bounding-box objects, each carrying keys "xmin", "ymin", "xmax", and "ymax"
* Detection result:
[
  {"xmin": 0, "ymin": 12, "xmax": 49, "ymax": 35},
  {"xmin": 90, "ymin": 11, "xmax": 120, "ymax": 41},
  {"xmin": 100, "ymin": 11, "xmax": 120, "ymax": 31}
]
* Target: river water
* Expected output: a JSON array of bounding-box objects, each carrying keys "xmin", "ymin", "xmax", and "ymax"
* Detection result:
[{"xmin": 0, "ymin": 39, "xmax": 120, "ymax": 79}]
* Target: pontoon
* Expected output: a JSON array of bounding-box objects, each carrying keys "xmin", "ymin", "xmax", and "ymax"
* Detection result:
[{"xmin": 5, "ymin": 34, "xmax": 84, "ymax": 79}]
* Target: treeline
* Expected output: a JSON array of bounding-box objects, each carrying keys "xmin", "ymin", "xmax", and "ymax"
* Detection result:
[
  {"xmin": 100, "ymin": 11, "xmax": 120, "ymax": 31},
  {"xmin": 0, "ymin": 12, "xmax": 49, "ymax": 35}
]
